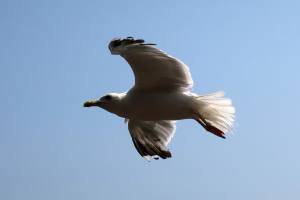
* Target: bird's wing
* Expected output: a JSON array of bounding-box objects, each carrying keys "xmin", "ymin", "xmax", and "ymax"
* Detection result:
[
  {"xmin": 121, "ymin": 44, "xmax": 193, "ymax": 92},
  {"xmin": 128, "ymin": 120, "xmax": 176, "ymax": 160}
]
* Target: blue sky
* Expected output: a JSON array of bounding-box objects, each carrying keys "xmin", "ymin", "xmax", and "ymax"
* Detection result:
[{"xmin": 0, "ymin": 0, "xmax": 299, "ymax": 199}]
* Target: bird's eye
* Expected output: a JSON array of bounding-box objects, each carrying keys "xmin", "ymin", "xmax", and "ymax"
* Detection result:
[{"xmin": 103, "ymin": 95, "xmax": 112, "ymax": 100}]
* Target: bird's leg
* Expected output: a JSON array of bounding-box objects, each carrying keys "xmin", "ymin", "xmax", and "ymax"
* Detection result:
[{"xmin": 195, "ymin": 114, "xmax": 225, "ymax": 139}]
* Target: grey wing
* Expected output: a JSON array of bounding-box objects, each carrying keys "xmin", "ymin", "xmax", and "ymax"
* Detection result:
[
  {"xmin": 121, "ymin": 44, "xmax": 193, "ymax": 92},
  {"xmin": 128, "ymin": 120, "xmax": 176, "ymax": 160}
]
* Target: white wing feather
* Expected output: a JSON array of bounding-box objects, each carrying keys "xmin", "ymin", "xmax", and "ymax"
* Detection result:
[
  {"xmin": 121, "ymin": 44, "xmax": 193, "ymax": 92},
  {"xmin": 128, "ymin": 120, "xmax": 176, "ymax": 160}
]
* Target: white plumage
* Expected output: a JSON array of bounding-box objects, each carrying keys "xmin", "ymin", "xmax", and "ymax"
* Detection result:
[
  {"xmin": 84, "ymin": 37, "xmax": 235, "ymax": 160},
  {"xmin": 120, "ymin": 44, "xmax": 193, "ymax": 92}
]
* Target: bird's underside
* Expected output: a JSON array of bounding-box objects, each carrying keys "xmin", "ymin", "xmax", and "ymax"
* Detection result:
[
  {"xmin": 120, "ymin": 90, "xmax": 194, "ymax": 120},
  {"xmin": 123, "ymin": 90, "xmax": 234, "ymax": 160},
  {"xmin": 84, "ymin": 37, "xmax": 235, "ymax": 160}
]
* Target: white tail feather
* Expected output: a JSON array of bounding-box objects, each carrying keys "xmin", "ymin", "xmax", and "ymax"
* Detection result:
[{"xmin": 196, "ymin": 91, "xmax": 235, "ymax": 136}]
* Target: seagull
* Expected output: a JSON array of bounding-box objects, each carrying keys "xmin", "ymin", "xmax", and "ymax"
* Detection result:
[{"xmin": 84, "ymin": 37, "xmax": 235, "ymax": 160}]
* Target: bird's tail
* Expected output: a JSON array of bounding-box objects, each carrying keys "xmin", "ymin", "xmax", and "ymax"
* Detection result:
[{"xmin": 194, "ymin": 91, "xmax": 235, "ymax": 138}]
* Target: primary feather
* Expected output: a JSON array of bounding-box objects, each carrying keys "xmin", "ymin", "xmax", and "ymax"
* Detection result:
[{"xmin": 128, "ymin": 120, "xmax": 176, "ymax": 160}]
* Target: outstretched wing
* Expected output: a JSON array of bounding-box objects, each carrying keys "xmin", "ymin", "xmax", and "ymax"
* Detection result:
[
  {"xmin": 123, "ymin": 45, "xmax": 193, "ymax": 91},
  {"xmin": 109, "ymin": 38, "xmax": 193, "ymax": 92},
  {"xmin": 128, "ymin": 120, "xmax": 176, "ymax": 160}
]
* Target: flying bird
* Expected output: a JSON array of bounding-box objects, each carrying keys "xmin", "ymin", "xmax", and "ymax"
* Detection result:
[{"xmin": 84, "ymin": 37, "xmax": 235, "ymax": 160}]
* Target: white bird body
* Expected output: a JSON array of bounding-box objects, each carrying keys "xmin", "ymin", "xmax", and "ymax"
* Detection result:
[
  {"xmin": 117, "ymin": 90, "xmax": 195, "ymax": 120},
  {"xmin": 84, "ymin": 37, "xmax": 235, "ymax": 160}
]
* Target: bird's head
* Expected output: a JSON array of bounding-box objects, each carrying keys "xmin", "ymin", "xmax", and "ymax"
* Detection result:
[
  {"xmin": 108, "ymin": 37, "xmax": 147, "ymax": 55},
  {"xmin": 83, "ymin": 93, "xmax": 124, "ymax": 114}
]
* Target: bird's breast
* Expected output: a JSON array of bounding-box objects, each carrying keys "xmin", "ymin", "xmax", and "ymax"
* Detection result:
[{"xmin": 122, "ymin": 92, "xmax": 193, "ymax": 120}]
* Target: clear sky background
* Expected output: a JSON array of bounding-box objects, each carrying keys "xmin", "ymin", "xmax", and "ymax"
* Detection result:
[{"xmin": 0, "ymin": 0, "xmax": 299, "ymax": 200}]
